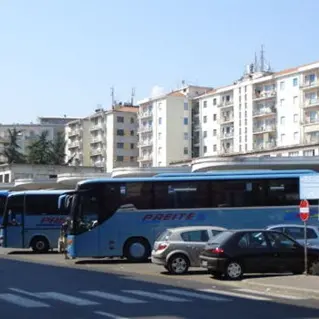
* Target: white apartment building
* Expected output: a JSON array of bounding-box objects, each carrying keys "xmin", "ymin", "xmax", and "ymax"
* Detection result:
[
  {"xmin": 0, "ymin": 116, "xmax": 77, "ymax": 163},
  {"xmin": 137, "ymin": 85, "xmax": 212, "ymax": 167},
  {"xmin": 194, "ymin": 60, "xmax": 319, "ymax": 158},
  {"xmin": 65, "ymin": 118, "xmax": 91, "ymax": 166},
  {"xmin": 65, "ymin": 104, "xmax": 139, "ymax": 172}
]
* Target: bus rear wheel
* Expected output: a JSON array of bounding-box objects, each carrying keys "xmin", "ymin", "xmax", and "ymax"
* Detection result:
[
  {"xmin": 31, "ymin": 236, "xmax": 49, "ymax": 253},
  {"xmin": 123, "ymin": 237, "xmax": 151, "ymax": 263}
]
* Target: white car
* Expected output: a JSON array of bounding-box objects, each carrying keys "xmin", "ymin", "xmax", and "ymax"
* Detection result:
[{"xmin": 266, "ymin": 224, "xmax": 319, "ymax": 248}]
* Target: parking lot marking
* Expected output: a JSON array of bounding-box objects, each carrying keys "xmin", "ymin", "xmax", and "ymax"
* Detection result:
[
  {"xmin": 37, "ymin": 292, "xmax": 100, "ymax": 306},
  {"xmin": 123, "ymin": 290, "xmax": 190, "ymax": 302},
  {"xmin": 235, "ymin": 288, "xmax": 308, "ymax": 300},
  {"xmin": 198, "ymin": 289, "xmax": 272, "ymax": 301},
  {"xmin": 162, "ymin": 289, "xmax": 231, "ymax": 302},
  {"xmin": 81, "ymin": 290, "xmax": 146, "ymax": 304},
  {"xmin": 0, "ymin": 293, "xmax": 50, "ymax": 308},
  {"xmin": 94, "ymin": 311, "xmax": 131, "ymax": 319}
]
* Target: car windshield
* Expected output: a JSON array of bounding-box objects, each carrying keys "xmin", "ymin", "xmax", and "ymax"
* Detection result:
[{"xmin": 207, "ymin": 230, "xmax": 233, "ymax": 244}]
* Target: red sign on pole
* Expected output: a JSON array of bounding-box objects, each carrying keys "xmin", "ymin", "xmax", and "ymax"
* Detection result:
[{"xmin": 299, "ymin": 200, "xmax": 310, "ymax": 222}]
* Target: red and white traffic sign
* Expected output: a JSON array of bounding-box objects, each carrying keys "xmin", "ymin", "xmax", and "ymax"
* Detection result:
[{"xmin": 299, "ymin": 200, "xmax": 310, "ymax": 222}]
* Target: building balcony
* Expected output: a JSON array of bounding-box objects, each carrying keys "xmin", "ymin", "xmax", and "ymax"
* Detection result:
[
  {"xmin": 253, "ymin": 107, "xmax": 276, "ymax": 117},
  {"xmin": 253, "ymin": 124, "xmax": 276, "ymax": 134},
  {"xmin": 304, "ymin": 117, "xmax": 319, "ymax": 125},
  {"xmin": 219, "ymin": 145, "xmax": 234, "ymax": 154},
  {"xmin": 138, "ymin": 126, "xmax": 153, "ymax": 133},
  {"xmin": 138, "ymin": 110, "xmax": 153, "ymax": 119},
  {"xmin": 253, "ymin": 90, "xmax": 276, "ymax": 101},
  {"xmin": 90, "ymin": 135, "xmax": 104, "ymax": 144},
  {"xmin": 90, "ymin": 148, "xmax": 103, "ymax": 156},
  {"xmin": 253, "ymin": 140, "xmax": 276, "ymax": 151},
  {"xmin": 219, "ymin": 101, "xmax": 234, "ymax": 108},
  {"xmin": 138, "ymin": 154, "xmax": 153, "ymax": 161},
  {"xmin": 68, "ymin": 141, "xmax": 81, "ymax": 149},
  {"xmin": 220, "ymin": 132, "xmax": 234, "ymax": 140},
  {"xmin": 90, "ymin": 124, "xmax": 104, "ymax": 132},
  {"xmin": 68, "ymin": 129, "xmax": 81, "ymax": 137},
  {"xmin": 220, "ymin": 113, "xmax": 234, "ymax": 124},
  {"xmin": 138, "ymin": 139, "xmax": 153, "ymax": 147},
  {"xmin": 303, "ymin": 98, "xmax": 319, "ymax": 109},
  {"xmin": 300, "ymin": 80, "xmax": 319, "ymax": 90},
  {"xmin": 304, "ymin": 134, "xmax": 319, "ymax": 144}
]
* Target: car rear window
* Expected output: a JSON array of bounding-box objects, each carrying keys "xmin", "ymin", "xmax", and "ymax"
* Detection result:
[
  {"xmin": 157, "ymin": 230, "xmax": 172, "ymax": 241},
  {"xmin": 207, "ymin": 230, "xmax": 233, "ymax": 244}
]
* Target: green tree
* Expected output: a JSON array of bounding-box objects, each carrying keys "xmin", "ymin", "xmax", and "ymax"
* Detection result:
[
  {"xmin": 27, "ymin": 130, "xmax": 52, "ymax": 164},
  {"xmin": 50, "ymin": 132, "xmax": 66, "ymax": 165},
  {"xmin": 1, "ymin": 128, "xmax": 26, "ymax": 164}
]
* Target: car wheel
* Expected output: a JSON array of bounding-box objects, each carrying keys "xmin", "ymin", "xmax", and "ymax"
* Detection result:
[
  {"xmin": 225, "ymin": 260, "xmax": 243, "ymax": 280},
  {"xmin": 167, "ymin": 254, "xmax": 190, "ymax": 275}
]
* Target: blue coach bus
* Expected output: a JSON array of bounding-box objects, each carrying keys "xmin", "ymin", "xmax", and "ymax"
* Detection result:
[
  {"xmin": 0, "ymin": 190, "xmax": 9, "ymax": 224},
  {"xmin": 66, "ymin": 170, "xmax": 319, "ymax": 261},
  {"xmin": 0, "ymin": 189, "xmax": 70, "ymax": 253}
]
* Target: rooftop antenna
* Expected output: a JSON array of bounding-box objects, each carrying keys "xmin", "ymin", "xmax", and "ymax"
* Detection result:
[
  {"xmin": 254, "ymin": 52, "xmax": 259, "ymax": 72},
  {"xmin": 110, "ymin": 87, "xmax": 115, "ymax": 109},
  {"xmin": 260, "ymin": 45, "xmax": 265, "ymax": 72},
  {"xmin": 131, "ymin": 87, "xmax": 135, "ymax": 105}
]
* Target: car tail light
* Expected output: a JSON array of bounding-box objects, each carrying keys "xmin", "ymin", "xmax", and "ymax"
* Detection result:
[
  {"xmin": 210, "ymin": 247, "xmax": 224, "ymax": 254},
  {"xmin": 156, "ymin": 243, "xmax": 168, "ymax": 251}
]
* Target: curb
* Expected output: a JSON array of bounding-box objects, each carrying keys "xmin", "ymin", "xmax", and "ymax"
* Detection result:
[{"xmin": 244, "ymin": 280, "xmax": 319, "ymax": 297}]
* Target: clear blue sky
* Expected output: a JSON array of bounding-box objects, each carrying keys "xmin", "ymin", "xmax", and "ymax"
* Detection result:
[{"xmin": 0, "ymin": 0, "xmax": 318, "ymax": 124}]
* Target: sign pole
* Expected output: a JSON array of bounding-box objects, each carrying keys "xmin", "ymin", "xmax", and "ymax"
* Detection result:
[{"xmin": 304, "ymin": 220, "xmax": 308, "ymax": 275}]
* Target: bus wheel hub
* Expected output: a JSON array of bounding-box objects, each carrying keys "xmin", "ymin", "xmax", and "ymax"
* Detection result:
[{"xmin": 130, "ymin": 243, "xmax": 145, "ymax": 258}]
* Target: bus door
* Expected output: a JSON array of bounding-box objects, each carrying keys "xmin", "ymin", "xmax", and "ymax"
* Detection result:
[{"xmin": 4, "ymin": 194, "xmax": 25, "ymax": 248}]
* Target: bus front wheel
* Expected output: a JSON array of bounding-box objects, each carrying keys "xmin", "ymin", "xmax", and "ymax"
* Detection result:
[
  {"xmin": 31, "ymin": 236, "xmax": 50, "ymax": 253},
  {"xmin": 123, "ymin": 237, "xmax": 151, "ymax": 263}
]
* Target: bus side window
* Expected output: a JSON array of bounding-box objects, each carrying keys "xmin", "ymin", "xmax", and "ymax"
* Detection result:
[
  {"xmin": 120, "ymin": 182, "xmax": 152, "ymax": 209},
  {"xmin": 7, "ymin": 195, "xmax": 24, "ymax": 224},
  {"xmin": 25, "ymin": 195, "xmax": 59, "ymax": 215},
  {"xmin": 266, "ymin": 178, "xmax": 299, "ymax": 206}
]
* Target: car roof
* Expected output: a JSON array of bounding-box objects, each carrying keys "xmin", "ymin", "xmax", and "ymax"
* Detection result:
[
  {"xmin": 267, "ymin": 224, "xmax": 318, "ymax": 229},
  {"xmin": 167, "ymin": 225, "xmax": 227, "ymax": 233},
  {"xmin": 227, "ymin": 229, "xmax": 285, "ymax": 233}
]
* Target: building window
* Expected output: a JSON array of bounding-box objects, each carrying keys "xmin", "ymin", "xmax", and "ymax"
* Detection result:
[
  {"xmin": 293, "ymin": 78, "xmax": 298, "ymax": 87},
  {"xmin": 280, "ymin": 99, "xmax": 285, "ymax": 106},
  {"xmin": 117, "ymin": 129, "xmax": 124, "ymax": 136},
  {"xmin": 244, "ymin": 119, "xmax": 247, "ymax": 125},
  {"xmin": 203, "ymin": 131, "xmax": 207, "ymax": 138},
  {"xmin": 184, "ymin": 102, "xmax": 188, "ymax": 110},
  {"xmin": 293, "ymin": 132, "xmax": 299, "ymax": 141},
  {"xmin": 213, "ymin": 114, "xmax": 217, "ymax": 121},
  {"xmin": 203, "ymin": 101, "xmax": 207, "ymax": 108},
  {"xmin": 203, "ymin": 146, "xmax": 207, "ymax": 153},
  {"xmin": 130, "ymin": 143, "xmax": 134, "ymax": 149},
  {"xmin": 293, "ymin": 114, "xmax": 298, "ymax": 123},
  {"xmin": 184, "ymin": 132, "xmax": 188, "ymax": 140},
  {"xmin": 158, "ymin": 132, "xmax": 162, "ymax": 140},
  {"xmin": 213, "ymin": 98, "xmax": 217, "ymax": 105},
  {"xmin": 280, "ymin": 116, "xmax": 285, "ymax": 125},
  {"xmin": 184, "ymin": 117, "xmax": 188, "ymax": 125},
  {"xmin": 293, "ymin": 96, "xmax": 298, "ymax": 104},
  {"xmin": 116, "ymin": 156, "xmax": 124, "ymax": 162},
  {"xmin": 203, "ymin": 116, "xmax": 207, "ymax": 123},
  {"xmin": 213, "ymin": 145, "xmax": 217, "ymax": 152},
  {"xmin": 289, "ymin": 151, "xmax": 299, "ymax": 156},
  {"xmin": 130, "ymin": 156, "xmax": 134, "ymax": 162},
  {"xmin": 213, "ymin": 129, "xmax": 217, "ymax": 136},
  {"xmin": 117, "ymin": 116, "xmax": 124, "ymax": 123},
  {"xmin": 130, "ymin": 130, "xmax": 134, "ymax": 136},
  {"xmin": 158, "ymin": 117, "xmax": 162, "ymax": 125},
  {"xmin": 130, "ymin": 117, "xmax": 134, "ymax": 124},
  {"xmin": 303, "ymin": 149, "xmax": 315, "ymax": 156},
  {"xmin": 280, "ymin": 81, "xmax": 285, "ymax": 90},
  {"xmin": 184, "ymin": 147, "xmax": 188, "ymax": 155},
  {"xmin": 117, "ymin": 142, "xmax": 124, "ymax": 149}
]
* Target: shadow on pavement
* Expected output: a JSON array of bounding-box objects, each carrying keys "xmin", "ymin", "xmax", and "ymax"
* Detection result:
[
  {"xmin": 0, "ymin": 258, "xmax": 318, "ymax": 319},
  {"xmin": 75, "ymin": 258, "xmax": 152, "ymax": 265},
  {"xmin": 160, "ymin": 269, "xmax": 209, "ymax": 276},
  {"xmin": 8, "ymin": 250, "xmax": 59, "ymax": 255}
]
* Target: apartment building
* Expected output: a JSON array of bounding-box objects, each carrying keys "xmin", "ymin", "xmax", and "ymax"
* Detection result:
[
  {"xmin": 137, "ymin": 85, "xmax": 212, "ymax": 167},
  {"xmin": 65, "ymin": 104, "xmax": 139, "ymax": 172},
  {"xmin": 0, "ymin": 116, "xmax": 78, "ymax": 163},
  {"xmin": 65, "ymin": 118, "xmax": 91, "ymax": 166},
  {"xmin": 194, "ymin": 60, "xmax": 319, "ymax": 158}
]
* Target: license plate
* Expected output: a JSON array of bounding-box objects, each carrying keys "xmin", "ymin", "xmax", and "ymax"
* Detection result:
[{"xmin": 201, "ymin": 260, "xmax": 208, "ymax": 267}]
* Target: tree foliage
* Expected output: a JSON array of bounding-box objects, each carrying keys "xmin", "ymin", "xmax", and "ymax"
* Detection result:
[
  {"xmin": 27, "ymin": 130, "xmax": 66, "ymax": 165},
  {"xmin": 1, "ymin": 128, "xmax": 26, "ymax": 164}
]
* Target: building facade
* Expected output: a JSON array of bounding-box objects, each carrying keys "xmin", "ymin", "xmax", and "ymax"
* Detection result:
[
  {"xmin": 137, "ymin": 85, "xmax": 213, "ymax": 167},
  {"xmin": 0, "ymin": 116, "xmax": 78, "ymax": 164},
  {"xmin": 65, "ymin": 104, "xmax": 139, "ymax": 172},
  {"xmin": 194, "ymin": 60, "xmax": 319, "ymax": 159}
]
